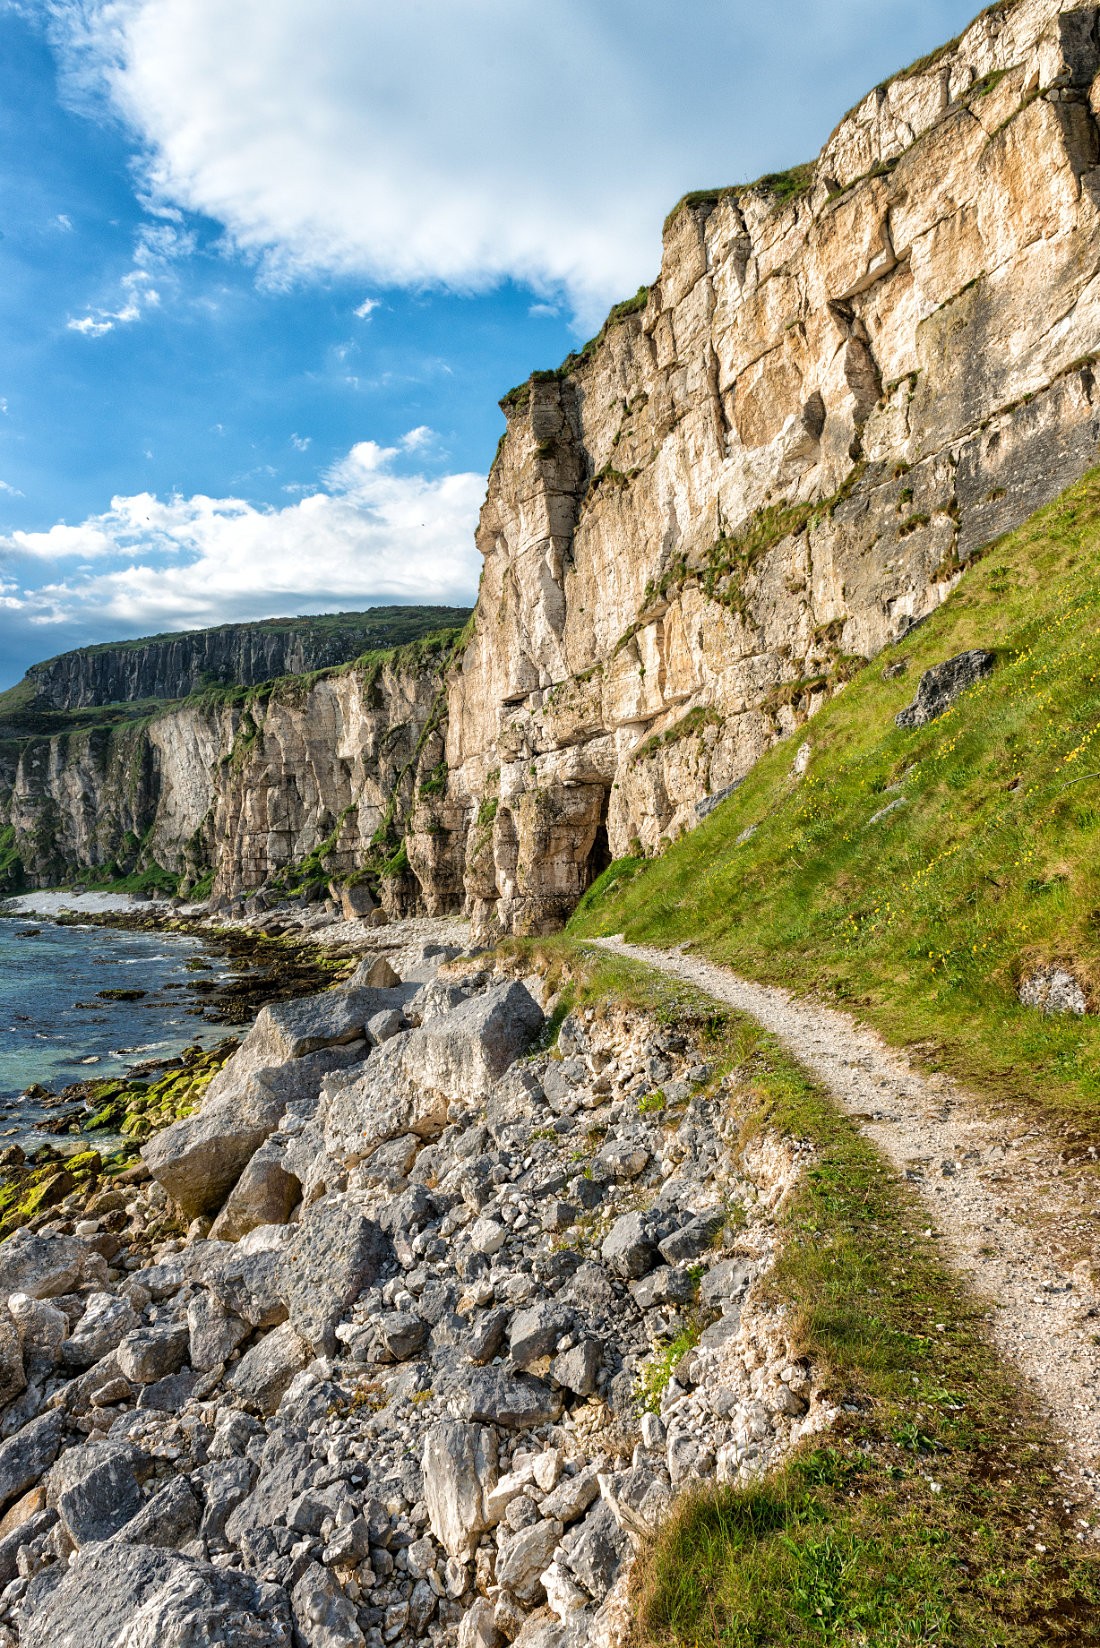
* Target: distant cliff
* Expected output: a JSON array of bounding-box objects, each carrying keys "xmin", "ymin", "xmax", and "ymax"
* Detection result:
[
  {"xmin": 2, "ymin": 632, "xmax": 460, "ymax": 908},
  {"xmin": 18, "ymin": 607, "xmax": 472, "ymax": 711}
]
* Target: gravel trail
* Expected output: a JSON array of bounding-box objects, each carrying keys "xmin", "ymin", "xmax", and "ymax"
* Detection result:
[{"xmin": 595, "ymin": 936, "xmax": 1100, "ymax": 1506}]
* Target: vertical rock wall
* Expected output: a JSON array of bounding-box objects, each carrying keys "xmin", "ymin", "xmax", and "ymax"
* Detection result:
[
  {"xmin": 5, "ymin": 644, "xmax": 457, "ymax": 905},
  {"xmin": 439, "ymin": 0, "xmax": 1100, "ymax": 933}
]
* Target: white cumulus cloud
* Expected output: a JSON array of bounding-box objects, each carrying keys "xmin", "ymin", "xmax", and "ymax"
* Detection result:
[
  {"xmin": 44, "ymin": 0, "xmax": 980, "ymax": 329},
  {"xmin": 2, "ymin": 435, "xmax": 484, "ymax": 631}
]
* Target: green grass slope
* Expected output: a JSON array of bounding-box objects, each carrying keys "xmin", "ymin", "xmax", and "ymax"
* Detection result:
[{"xmin": 572, "ymin": 467, "xmax": 1100, "ymax": 1140}]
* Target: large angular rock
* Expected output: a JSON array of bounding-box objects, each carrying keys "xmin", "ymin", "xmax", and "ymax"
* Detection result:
[
  {"xmin": 183, "ymin": 1241, "xmax": 289, "ymax": 1328},
  {"xmin": 377, "ymin": 1312, "xmax": 428, "ymax": 1362},
  {"xmin": 117, "ymin": 1325, "xmax": 189, "ymax": 1385},
  {"xmin": 0, "ymin": 1231, "xmax": 105, "ymax": 1300},
  {"xmin": 114, "ymin": 1476, "xmax": 201, "ymax": 1550},
  {"xmin": 60, "ymin": 1292, "xmax": 141, "ymax": 1369},
  {"xmin": 460, "ymin": 1369, "xmax": 563, "ymax": 1430},
  {"xmin": 549, "ymin": 1339, "xmax": 600, "ymax": 1399},
  {"xmin": 144, "ymin": 1045, "xmax": 363, "ymax": 1220},
  {"xmin": 9, "ymin": 1294, "xmax": 66, "ymax": 1376},
  {"xmin": 699, "ymin": 1259, "xmax": 751, "ymax": 1308},
  {"xmin": 658, "ymin": 1210, "xmax": 725, "ymax": 1265},
  {"xmin": 508, "ymin": 1304, "xmax": 573, "ymax": 1369},
  {"xmin": 600, "ymin": 1211, "xmax": 660, "ymax": 1279},
  {"xmin": 541, "ymin": 1470, "xmax": 599, "ymax": 1526},
  {"xmin": 225, "ymin": 1437, "xmax": 317, "ymax": 1543},
  {"xmin": 0, "ymin": 1409, "xmax": 64, "ymax": 1513},
  {"xmin": 458, "ymin": 1598, "xmax": 505, "ymax": 1648},
  {"xmin": 895, "ymin": 649, "xmax": 995, "ymax": 729},
  {"xmin": 355, "ymin": 954, "xmax": 402, "ymax": 989},
  {"xmin": 0, "ymin": 1314, "xmax": 25, "ymax": 1408},
  {"xmin": 210, "ymin": 991, "xmax": 381, "ymax": 1089},
  {"xmin": 187, "ymin": 1291, "xmax": 250, "ymax": 1372},
  {"xmin": 283, "ymin": 1194, "xmax": 391, "ymax": 1355},
  {"xmin": 631, "ymin": 1265, "xmax": 695, "ymax": 1310},
  {"xmin": 565, "ymin": 1499, "xmax": 630, "ymax": 1602},
  {"xmin": 322, "ymin": 981, "xmax": 543, "ymax": 1165},
  {"xmin": 332, "ymin": 881, "xmax": 378, "ymax": 922},
  {"xmin": 422, "ymin": 1421, "xmax": 498, "ymax": 1558},
  {"xmin": 226, "ymin": 1322, "xmax": 311, "ymax": 1415},
  {"xmin": 198, "ymin": 1458, "xmax": 255, "ymax": 1548},
  {"xmin": 19, "ymin": 1539, "xmax": 293, "ymax": 1648},
  {"xmin": 209, "ymin": 1140, "xmax": 302, "ymax": 1242},
  {"xmin": 292, "ymin": 1561, "xmax": 365, "ymax": 1647},
  {"xmin": 50, "ymin": 1441, "xmax": 144, "ymax": 1546},
  {"xmin": 496, "ymin": 1518, "xmax": 562, "ymax": 1605},
  {"xmin": 0, "ymin": 1506, "xmax": 53, "ymax": 1590}
]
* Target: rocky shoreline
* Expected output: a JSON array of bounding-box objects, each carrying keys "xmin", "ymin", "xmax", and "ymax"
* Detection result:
[
  {"xmin": 0, "ymin": 918, "xmax": 830, "ymax": 1647},
  {"xmin": 0, "ymin": 898, "xmax": 373, "ymax": 1234}
]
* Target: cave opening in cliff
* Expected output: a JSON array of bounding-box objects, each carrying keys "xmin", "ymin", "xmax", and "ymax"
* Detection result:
[{"xmin": 584, "ymin": 796, "xmax": 612, "ymax": 890}]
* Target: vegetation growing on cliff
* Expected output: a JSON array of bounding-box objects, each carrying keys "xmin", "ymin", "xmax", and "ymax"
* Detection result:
[
  {"xmin": 662, "ymin": 163, "xmax": 816, "ymax": 237},
  {"xmin": 500, "ymin": 284, "xmax": 654, "ymax": 414},
  {"xmin": 0, "ymin": 826, "xmax": 24, "ymax": 895},
  {"xmin": 573, "ymin": 465, "xmax": 1100, "ymax": 1142}
]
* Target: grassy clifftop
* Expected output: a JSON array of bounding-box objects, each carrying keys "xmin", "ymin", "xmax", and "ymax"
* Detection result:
[{"xmin": 573, "ymin": 467, "xmax": 1100, "ymax": 1140}]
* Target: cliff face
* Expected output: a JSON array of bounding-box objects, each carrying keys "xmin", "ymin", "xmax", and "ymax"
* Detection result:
[
  {"xmin": 6, "ymin": 0, "xmax": 1100, "ymax": 927},
  {"xmin": 437, "ymin": 0, "xmax": 1100, "ymax": 933},
  {"xmin": 5, "ymin": 643, "xmax": 453, "ymax": 907},
  {"xmin": 21, "ymin": 607, "xmax": 471, "ymax": 710}
]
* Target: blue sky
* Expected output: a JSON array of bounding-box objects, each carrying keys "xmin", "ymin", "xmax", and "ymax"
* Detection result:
[{"xmin": 0, "ymin": 0, "xmax": 984, "ymax": 688}]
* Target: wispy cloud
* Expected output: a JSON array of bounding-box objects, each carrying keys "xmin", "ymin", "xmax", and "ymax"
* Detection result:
[
  {"xmin": 66, "ymin": 209, "xmax": 197, "ymax": 337},
  {"xmin": 68, "ymin": 265, "xmax": 160, "ymax": 337},
  {"xmin": 354, "ymin": 297, "xmax": 380, "ymax": 320}
]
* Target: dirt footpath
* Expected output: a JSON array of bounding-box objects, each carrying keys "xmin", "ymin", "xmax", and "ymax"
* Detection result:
[{"xmin": 595, "ymin": 936, "xmax": 1100, "ymax": 1512}]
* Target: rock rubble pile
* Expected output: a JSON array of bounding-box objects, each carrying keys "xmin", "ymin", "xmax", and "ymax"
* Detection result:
[{"xmin": 0, "ymin": 937, "xmax": 832, "ymax": 1646}]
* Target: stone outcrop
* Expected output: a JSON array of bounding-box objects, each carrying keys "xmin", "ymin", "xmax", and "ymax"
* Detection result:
[
  {"xmin": 895, "ymin": 648, "xmax": 997, "ymax": 726},
  {"xmin": 7, "ymin": 1, "xmax": 1100, "ymax": 937}
]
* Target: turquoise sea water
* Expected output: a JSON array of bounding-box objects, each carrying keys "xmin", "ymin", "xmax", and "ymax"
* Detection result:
[{"xmin": 0, "ymin": 919, "xmax": 245, "ymax": 1138}]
